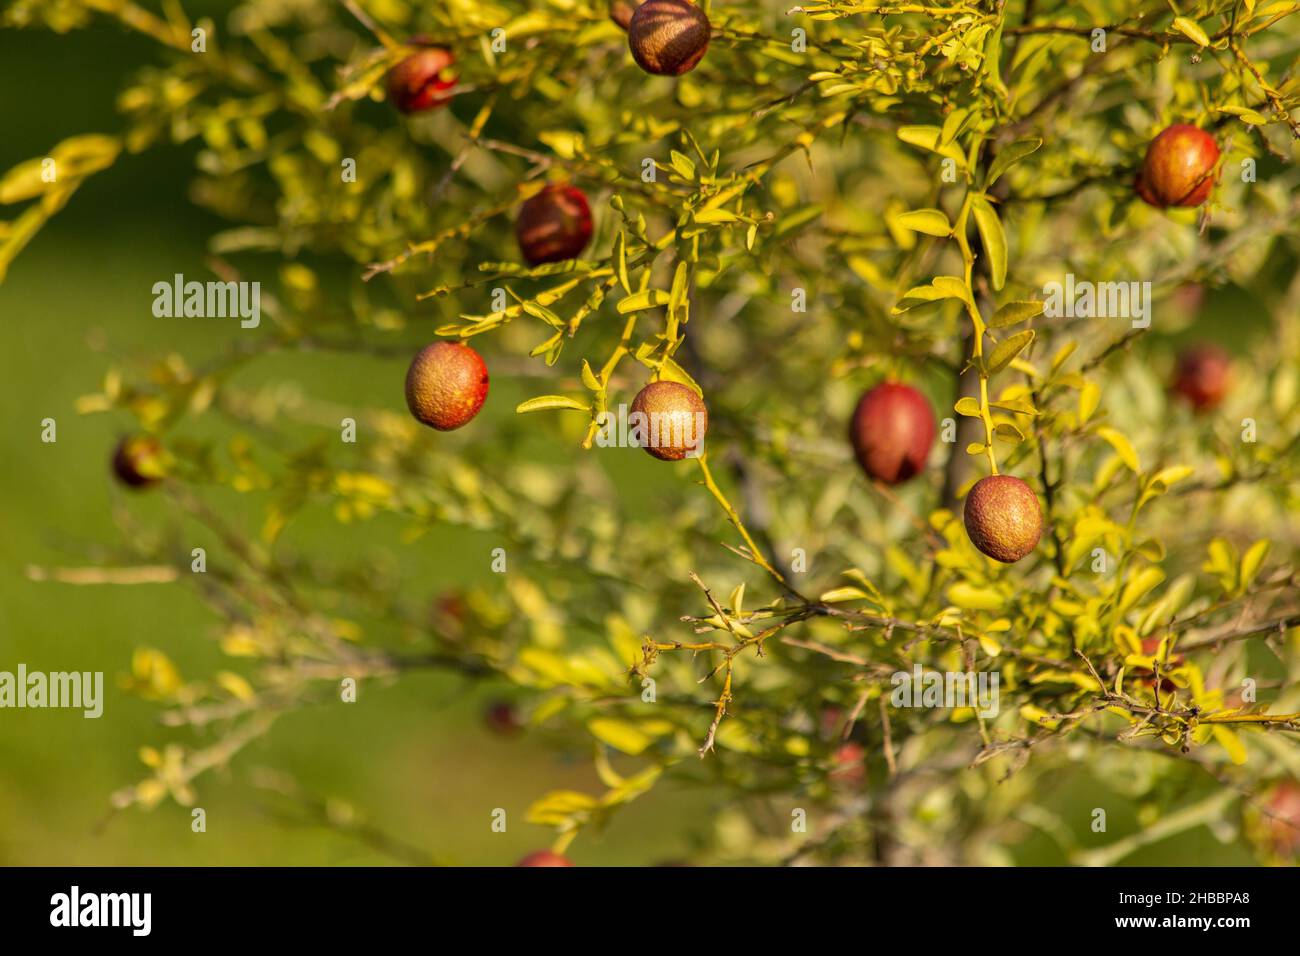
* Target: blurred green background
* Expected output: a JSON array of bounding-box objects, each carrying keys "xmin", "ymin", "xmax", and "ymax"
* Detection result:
[{"xmin": 0, "ymin": 15, "xmax": 1259, "ymax": 866}]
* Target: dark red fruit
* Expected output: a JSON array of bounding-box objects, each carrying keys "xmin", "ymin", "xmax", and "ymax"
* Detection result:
[
  {"xmin": 405, "ymin": 341, "xmax": 489, "ymax": 431},
  {"xmin": 628, "ymin": 0, "xmax": 710, "ymax": 76},
  {"xmin": 516, "ymin": 850, "xmax": 573, "ymax": 867},
  {"xmin": 849, "ymin": 382, "xmax": 935, "ymax": 485},
  {"xmin": 516, "ymin": 184, "xmax": 593, "ymax": 266},
  {"xmin": 1136, "ymin": 124, "xmax": 1220, "ymax": 208},
  {"xmin": 387, "ymin": 43, "xmax": 457, "ymax": 114},
  {"xmin": 112, "ymin": 435, "xmax": 166, "ymax": 489},
  {"xmin": 1172, "ymin": 344, "xmax": 1231, "ymax": 412},
  {"xmin": 484, "ymin": 700, "xmax": 522, "ymax": 737}
]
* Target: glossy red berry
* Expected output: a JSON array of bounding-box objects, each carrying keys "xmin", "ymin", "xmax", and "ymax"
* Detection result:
[{"xmin": 387, "ymin": 43, "xmax": 457, "ymax": 114}]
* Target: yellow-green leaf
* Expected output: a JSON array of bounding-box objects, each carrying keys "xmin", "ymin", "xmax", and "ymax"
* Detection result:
[
  {"xmin": 897, "ymin": 208, "xmax": 952, "ymax": 237},
  {"xmin": 989, "ymin": 300, "xmax": 1043, "ymax": 328},
  {"xmin": 1096, "ymin": 426, "xmax": 1141, "ymax": 472},
  {"xmin": 971, "ymin": 195, "xmax": 1007, "ymax": 290},
  {"xmin": 1171, "ymin": 16, "xmax": 1211, "ymax": 47},
  {"xmin": 616, "ymin": 289, "xmax": 670, "ymax": 313},
  {"xmin": 516, "ymin": 395, "xmax": 590, "ymax": 414},
  {"xmin": 986, "ymin": 330, "xmax": 1035, "ymax": 375},
  {"xmin": 587, "ymin": 717, "xmax": 654, "ymax": 756}
]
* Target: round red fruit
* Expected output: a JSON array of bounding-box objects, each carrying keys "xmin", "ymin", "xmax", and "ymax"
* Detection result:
[
  {"xmin": 1137, "ymin": 124, "xmax": 1220, "ymax": 208},
  {"xmin": 404, "ymin": 341, "xmax": 489, "ymax": 431},
  {"xmin": 1172, "ymin": 344, "xmax": 1231, "ymax": 412},
  {"xmin": 849, "ymin": 382, "xmax": 935, "ymax": 485},
  {"xmin": 387, "ymin": 43, "xmax": 457, "ymax": 114},
  {"xmin": 516, "ymin": 184, "xmax": 593, "ymax": 266}
]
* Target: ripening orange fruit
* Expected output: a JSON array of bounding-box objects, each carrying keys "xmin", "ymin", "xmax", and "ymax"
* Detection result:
[
  {"xmin": 404, "ymin": 341, "xmax": 489, "ymax": 431},
  {"xmin": 1135, "ymin": 124, "xmax": 1220, "ymax": 208}
]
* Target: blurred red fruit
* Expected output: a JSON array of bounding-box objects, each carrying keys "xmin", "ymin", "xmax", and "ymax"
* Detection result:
[
  {"xmin": 387, "ymin": 43, "xmax": 457, "ymax": 114},
  {"xmin": 830, "ymin": 742, "xmax": 866, "ymax": 786},
  {"xmin": 516, "ymin": 184, "xmax": 593, "ymax": 266},
  {"xmin": 1172, "ymin": 344, "xmax": 1231, "ymax": 412},
  {"xmin": 849, "ymin": 382, "xmax": 935, "ymax": 484},
  {"xmin": 516, "ymin": 850, "xmax": 573, "ymax": 867},
  {"xmin": 484, "ymin": 700, "xmax": 522, "ymax": 737}
]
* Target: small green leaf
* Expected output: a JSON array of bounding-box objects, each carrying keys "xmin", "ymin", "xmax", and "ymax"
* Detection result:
[
  {"xmin": 954, "ymin": 396, "xmax": 983, "ymax": 417},
  {"xmin": 897, "ymin": 125, "xmax": 967, "ymax": 166},
  {"xmin": 614, "ymin": 231, "xmax": 631, "ymax": 295},
  {"xmin": 818, "ymin": 586, "xmax": 871, "ymax": 603},
  {"xmin": 993, "ymin": 422, "xmax": 1024, "ymax": 443},
  {"xmin": 971, "ymin": 195, "xmax": 1007, "ymax": 290},
  {"xmin": 1171, "ymin": 16, "xmax": 1211, "ymax": 47},
  {"xmin": 892, "ymin": 276, "xmax": 969, "ymax": 312},
  {"xmin": 616, "ymin": 289, "xmax": 670, "ymax": 313},
  {"xmin": 897, "ymin": 208, "xmax": 952, "ymax": 237},
  {"xmin": 1216, "ymin": 105, "xmax": 1269, "ymax": 125},
  {"xmin": 1118, "ymin": 566, "xmax": 1165, "ymax": 614},
  {"xmin": 1239, "ymin": 539, "xmax": 1271, "ymax": 592},
  {"xmin": 693, "ymin": 207, "xmax": 740, "ymax": 224},
  {"xmin": 668, "ymin": 261, "xmax": 690, "ymax": 314},
  {"xmin": 1096, "ymin": 426, "xmax": 1141, "ymax": 472},
  {"xmin": 588, "ymin": 718, "xmax": 654, "ymax": 756},
  {"xmin": 939, "ymin": 108, "xmax": 970, "ymax": 147},
  {"xmin": 516, "ymin": 395, "xmax": 590, "ymax": 414},
  {"xmin": 986, "ymin": 137, "xmax": 1042, "ymax": 187},
  {"xmin": 1078, "ymin": 380, "xmax": 1101, "ymax": 424},
  {"xmin": 986, "ymin": 329, "xmax": 1035, "ymax": 375},
  {"xmin": 989, "ymin": 300, "xmax": 1043, "ymax": 328},
  {"xmin": 669, "ymin": 150, "xmax": 696, "ymax": 180}
]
